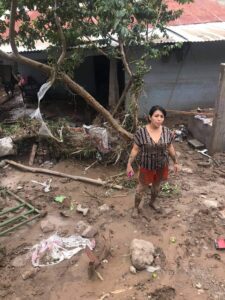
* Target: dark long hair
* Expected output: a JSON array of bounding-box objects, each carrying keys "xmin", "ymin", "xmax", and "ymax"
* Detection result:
[{"xmin": 149, "ymin": 105, "xmax": 167, "ymax": 118}]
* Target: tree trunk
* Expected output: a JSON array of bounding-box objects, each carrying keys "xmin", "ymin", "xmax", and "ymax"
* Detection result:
[
  {"xmin": 108, "ymin": 58, "xmax": 119, "ymax": 108},
  {"xmin": 130, "ymin": 91, "xmax": 139, "ymax": 132},
  {"xmin": 61, "ymin": 73, "xmax": 133, "ymax": 140}
]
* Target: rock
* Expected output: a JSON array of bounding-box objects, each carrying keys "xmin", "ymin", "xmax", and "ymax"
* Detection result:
[
  {"xmin": 81, "ymin": 225, "xmax": 98, "ymax": 238},
  {"xmin": 218, "ymin": 210, "xmax": 225, "ymax": 219},
  {"xmin": 130, "ymin": 239, "xmax": 155, "ymax": 270},
  {"xmin": 76, "ymin": 204, "xmax": 89, "ymax": 216},
  {"xmin": 181, "ymin": 167, "xmax": 193, "ymax": 174},
  {"xmin": 21, "ymin": 268, "xmax": 39, "ymax": 280},
  {"xmin": 195, "ymin": 283, "xmax": 202, "ymax": 289},
  {"xmin": 40, "ymin": 220, "xmax": 56, "ymax": 233},
  {"xmin": 197, "ymin": 161, "xmax": 211, "ymax": 167},
  {"xmin": 99, "ymin": 204, "xmax": 110, "ymax": 212},
  {"xmin": 203, "ymin": 199, "xmax": 218, "ymax": 209},
  {"xmin": 75, "ymin": 220, "xmax": 88, "ymax": 234},
  {"xmin": 11, "ymin": 254, "xmax": 28, "ymax": 268},
  {"xmin": 0, "ymin": 160, "xmax": 6, "ymax": 168},
  {"xmin": 130, "ymin": 265, "xmax": 137, "ymax": 274},
  {"xmin": 0, "ymin": 137, "xmax": 17, "ymax": 157}
]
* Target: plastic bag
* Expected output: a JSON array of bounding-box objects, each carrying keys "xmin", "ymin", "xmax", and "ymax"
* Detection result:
[
  {"xmin": 31, "ymin": 234, "xmax": 95, "ymax": 267},
  {"xmin": 83, "ymin": 125, "xmax": 110, "ymax": 153}
]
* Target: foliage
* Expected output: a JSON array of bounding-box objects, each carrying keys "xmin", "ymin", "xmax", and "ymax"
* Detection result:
[
  {"xmin": 161, "ymin": 181, "xmax": 180, "ymax": 197},
  {"xmin": 0, "ymin": 0, "xmax": 193, "ymax": 136},
  {"xmin": 0, "ymin": 0, "xmax": 193, "ymax": 71}
]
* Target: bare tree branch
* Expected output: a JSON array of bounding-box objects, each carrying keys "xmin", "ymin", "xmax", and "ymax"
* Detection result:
[
  {"xmin": 54, "ymin": 0, "xmax": 67, "ymax": 65},
  {"xmin": 9, "ymin": 0, "xmax": 19, "ymax": 56},
  {"xmin": 148, "ymin": 1, "xmax": 163, "ymax": 42},
  {"xmin": 119, "ymin": 40, "xmax": 132, "ymax": 77}
]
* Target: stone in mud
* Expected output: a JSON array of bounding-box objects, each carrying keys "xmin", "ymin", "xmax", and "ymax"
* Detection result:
[
  {"xmin": 21, "ymin": 268, "xmax": 39, "ymax": 280},
  {"xmin": 75, "ymin": 220, "xmax": 88, "ymax": 234},
  {"xmin": 11, "ymin": 254, "xmax": 28, "ymax": 268},
  {"xmin": 203, "ymin": 199, "xmax": 218, "ymax": 209},
  {"xmin": 76, "ymin": 204, "xmax": 89, "ymax": 216},
  {"xmin": 0, "ymin": 137, "xmax": 17, "ymax": 157},
  {"xmin": 98, "ymin": 204, "xmax": 110, "ymax": 212},
  {"xmin": 81, "ymin": 225, "xmax": 98, "ymax": 238},
  {"xmin": 40, "ymin": 220, "xmax": 56, "ymax": 233},
  {"xmin": 130, "ymin": 239, "xmax": 155, "ymax": 270}
]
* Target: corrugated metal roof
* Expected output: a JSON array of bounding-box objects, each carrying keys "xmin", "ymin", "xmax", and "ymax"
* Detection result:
[
  {"xmin": 155, "ymin": 22, "xmax": 225, "ymax": 43},
  {"xmin": 0, "ymin": 40, "xmax": 50, "ymax": 53},
  {"xmin": 1, "ymin": 21, "xmax": 225, "ymax": 54},
  {"xmin": 167, "ymin": 0, "xmax": 225, "ymax": 25}
]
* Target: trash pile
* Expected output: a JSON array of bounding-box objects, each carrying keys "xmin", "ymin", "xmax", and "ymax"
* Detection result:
[
  {"xmin": 31, "ymin": 234, "xmax": 95, "ymax": 267},
  {"xmin": 174, "ymin": 125, "xmax": 188, "ymax": 142}
]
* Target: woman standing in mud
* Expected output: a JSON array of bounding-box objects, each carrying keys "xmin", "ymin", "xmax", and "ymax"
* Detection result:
[{"xmin": 126, "ymin": 105, "xmax": 179, "ymax": 218}]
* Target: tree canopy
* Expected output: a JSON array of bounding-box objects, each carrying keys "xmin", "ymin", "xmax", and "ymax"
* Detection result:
[{"xmin": 0, "ymin": 0, "xmax": 193, "ymax": 140}]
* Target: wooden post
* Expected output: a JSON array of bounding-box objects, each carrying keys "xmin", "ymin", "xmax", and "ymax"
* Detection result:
[
  {"xmin": 108, "ymin": 58, "xmax": 119, "ymax": 108},
  {"xmin": 210, "ymin": 63, "xmax": 225, "ymax": 154}
]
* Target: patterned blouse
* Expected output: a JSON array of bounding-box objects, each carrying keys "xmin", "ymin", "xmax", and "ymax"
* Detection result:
[{"xmin": 134, "ymin": 126, "xmax": 173, "ymax": 170}]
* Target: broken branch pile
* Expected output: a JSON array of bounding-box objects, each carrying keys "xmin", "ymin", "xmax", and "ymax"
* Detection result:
[{"xmin": 0, "ymin": 117, "xmax": 131, "ymax": 165}]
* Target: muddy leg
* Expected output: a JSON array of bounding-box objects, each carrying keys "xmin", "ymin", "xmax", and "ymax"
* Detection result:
[
  {"xmin": 132, "ymin": 183, "xmax": 147, "ymax": 218},
  {"xmin": 149, "ymin": 182, "xmax": 162, "ymax": 213}
]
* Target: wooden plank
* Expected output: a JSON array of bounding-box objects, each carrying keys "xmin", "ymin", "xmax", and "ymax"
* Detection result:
[{"xmin": 210, "ymin": 63, "xmax": 225, "ymax": 154}]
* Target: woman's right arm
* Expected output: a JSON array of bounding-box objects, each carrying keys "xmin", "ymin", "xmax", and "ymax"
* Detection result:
[{"xmin": 126, "ymin": 143, "xmax": 140, "ymax": 176}]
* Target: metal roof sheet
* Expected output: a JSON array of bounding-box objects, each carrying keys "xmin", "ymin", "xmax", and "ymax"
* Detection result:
[
  {"xmin": 155, "ymin": 22, "xmax": 225, "ymax": 43},
  {"xmin": 167, "ymin": 0, "xmax": 225, "ymax": 25},
  {"xmin": 1, "ymin": 22, "xmax": 225, "ymax": 54}
]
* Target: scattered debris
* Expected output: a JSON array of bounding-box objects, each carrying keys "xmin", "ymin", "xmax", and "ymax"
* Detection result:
[
  {"xmin": 0, "ymin": 188, "xmax": 41, "ymax": 236},
  {"xmin": 29, "ymin": 143, "xmax": 38, "ymax": 166},
  {"xmin": 203, "ymin": 199, "xmax": 218, "ymax": 209},
  {"xmin": 218, "ymin": 210, "xmax": 225, "ymax": 220},
  {"xmin": 188, "ymin": 139, "xmax": 204, "ymax": 149},
  {"xmin": 81, "ymin": 225, "xmax": 98, "ymax": 238},
  {"xmin": 54, "ymin": 195, "xmax": 67, "ymax": 203},
  {"xmin": 98, "ymin": 204, "xmax": 110, "ymax": 212},
  {"xmin": 197, "ymin": 161, "xmax": 211, "ymax": 167},
  {"xmin": 83, "ymin": 125, "xmax": 110, "ymax": 153},
  {"xmin": 214, "ymin": 238, "xmax": 225, "ymax": 250},
  {"xmin": 169, "ymin": 236, "xmax": 177, "ymax": 244},
  {"xmin": 98, "ymin": 287, "xmax": 133, "ymax": 300},
  {"xmin": 86, "ymin": 234, "xmax": 111, "ymax": 281},
  {"xmin": 0, "ymin": 137, "xmax": 17, "ymax": 157},
  {"xmin": 181, "ymin": 167, "xmax": 193, "ymax": 174},
  {"xmin": 174, "ymin": 125, "xmax": 188, "ymax": 142},
  {"xmin": 31, "ymin": 233, "xmax": 95, "ymax": 267},
  {"xmin": 76, "ymin": 204, "xmax": 89, "ymax": 216},
  {"xmin": 31, "ymin": 179, "xmax": 52, "ymax": 192},
  {"xmin": 130, "ymin": 239, "xmax": 155, "ymax": 270},
  {"xmin": 146, "ymin": 265, "xmax": 161, "ymax": 273},
  {"xmin": 129, "ymin": 265, "xmax": 137, "ymax": 274}
]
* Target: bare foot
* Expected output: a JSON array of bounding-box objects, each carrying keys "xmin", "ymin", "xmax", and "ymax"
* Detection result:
[{"xmin": 131, "ymin": 207, "xmax": 139, "ymax": 218}]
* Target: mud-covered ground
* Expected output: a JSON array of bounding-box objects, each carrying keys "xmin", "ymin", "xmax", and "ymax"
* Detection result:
[{"xmin": 1, "ymin": 135, "xmax": 225, "ymax": 300}]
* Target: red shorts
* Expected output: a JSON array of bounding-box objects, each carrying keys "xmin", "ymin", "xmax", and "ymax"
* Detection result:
[{"xmin": 139, "ymin": 166, "xmax": 168, "ymax": 185}]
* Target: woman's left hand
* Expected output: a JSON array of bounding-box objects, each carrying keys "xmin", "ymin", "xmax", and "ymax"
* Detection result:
[{"xmin": 174, "ymin": 163, "xmax": 179, "ymax": 173}]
